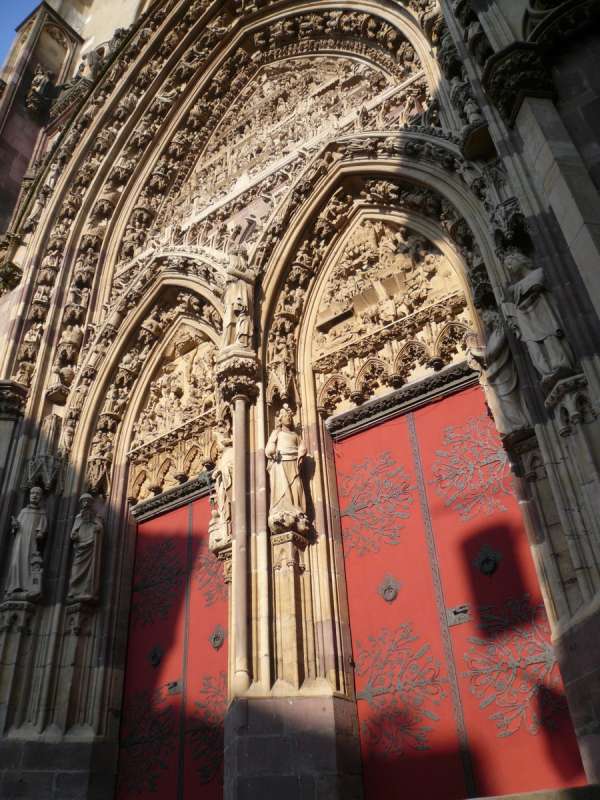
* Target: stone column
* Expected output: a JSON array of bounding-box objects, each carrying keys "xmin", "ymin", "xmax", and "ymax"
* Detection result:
[
  {"xmin": 0, "ymin": 380, "xmax": 27, "ymax": 495},
  {"xmin": 215, "ymin": 352, "xmax": 258, "ymax": 697},
  {"xmin": 232, "ymin": 392, "xmax": 251, "ymax": 695}
]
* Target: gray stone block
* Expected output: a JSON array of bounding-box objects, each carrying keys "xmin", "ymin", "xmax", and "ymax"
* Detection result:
[
  {"xmin": 234, "ymin": 775, "xmax": 302, "ymax": 800},
  {"xmin": 53, "ymin": 772, "xmax": 90, "ymax": 800},
  {"xmin": 224, "ymin": 696, "xmax": 364, "ymax": 800},
  {"xmin": 1, "ymin": 771, "xmax": 54, "ymax": 800}
]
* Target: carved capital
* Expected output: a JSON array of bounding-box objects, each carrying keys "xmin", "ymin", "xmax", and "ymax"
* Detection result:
[
  {"xmin": 214, "ymin": 351, "xmax": 259, "ymax": 403},
  {"xmin": 0, "ymin": 260, "xmax": 22, "ymax": 295},
  {"xmin": 544, "ymin": 373, "xmax": 596, "ymax": 435},
  {"xmin": 0, "ymin": 600, "xmax": 36, "ymax": 634},
  {"xmin": 65, "ymin": 601, "xmax": 95, "ymax": 636},
  {"xmin": 216, "ymin": 544, "xmax": 232, "ymax": 585},
  {"xmin": 0, "ymin": 381, "xmax": 28, "ymax": 419},
  {"xmin": 482, "ymin": 42, "xmax": 554, "ymax": 127}
]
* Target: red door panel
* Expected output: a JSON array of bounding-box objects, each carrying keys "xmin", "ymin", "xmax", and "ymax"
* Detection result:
[
  {"xmin": 412, "ymin": 386, "xmax": 585, "ymax": 797},
  {"xmin": 335, "ymin": 415, "xmax": 468, "ymax": 800},
  {"xmin": 116, "ymin": 498, "xmax": 227, "ymax": 800},
  {"xmin": 334, "ymin": 385, "xmax": 585, "ymax": 799},
  {"xmin": 183, "ymin": 499, "xmax": 228, "ymax": 798}
]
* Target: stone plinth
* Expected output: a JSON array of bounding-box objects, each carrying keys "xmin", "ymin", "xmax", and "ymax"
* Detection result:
[{"xmin": 224, "ymin": 695, "xmax": 363, "ymax": 800}]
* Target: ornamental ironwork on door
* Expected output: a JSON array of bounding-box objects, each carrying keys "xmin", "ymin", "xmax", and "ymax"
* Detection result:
[
  {"xmin": 116, "ymin": 498, "xmax": 227, "ymax": 800},
  {"xmin": 335, "ymin": 385, "xmax": 585, "ymax": 800}
]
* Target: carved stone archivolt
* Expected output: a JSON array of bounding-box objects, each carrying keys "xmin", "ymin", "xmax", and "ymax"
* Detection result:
[
  {"xmin": 9, "ymin": 3, "xmax": 436, "ymax": 406},
  {"xmin": 265, "ymin": 172, "xmax": 481, "ymax": 418},
  {"xmin": 80, "ymin": 289, "xmax": 221, "ymax": 496}
]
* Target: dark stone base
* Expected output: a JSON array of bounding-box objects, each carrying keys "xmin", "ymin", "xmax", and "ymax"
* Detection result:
[
  {"xmin": 555, "ymin": 608, "xmax": 600, "ymax": 784},
  {"xmin": 0, "ymin": 739, "xmax": 117, "ymax": 800},
  {"xmin": 224, "ymin": 695, "xmax": 363, "ymax": 800}
]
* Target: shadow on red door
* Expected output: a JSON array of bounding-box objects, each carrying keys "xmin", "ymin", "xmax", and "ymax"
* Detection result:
[
  {"xmin": 116, "ymin": 498, "xmax": 227, "ymax": 799},
  {"xmin": 335, "ymin": 385, "xmax": 585, "ymax": 799}
]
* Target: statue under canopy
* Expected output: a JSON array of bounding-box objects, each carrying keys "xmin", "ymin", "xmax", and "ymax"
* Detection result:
[
  {"xmin": 222, "ymin": 246, "xmax": 254, "ymax": 350},
  {"xmin": 502, "ymin": 251, "xmax": 574, "ymax": 389},
  {"xmin": 67, "ymin": 494, "xmax": 104, "ymax": 603},
  {"xmin": 5, "ymin": 486, "xmax": 47, "ymax": 600},
  {"xmin": 466, "ymin": 309, "xmax": 530, "ymax": 438},
  {"xmin": 266, "ymin": 405, "xmax": 308, "ymax": 535},
  {"xmin": 208, "ymin": 424, "xmax": 234, "ymax": 553}
]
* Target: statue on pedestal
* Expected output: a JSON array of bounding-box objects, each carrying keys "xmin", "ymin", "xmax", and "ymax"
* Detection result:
[
  {"xmin": 67, "ymin": 494, "xmax": 103, "ymax": 603},
  {"xmin": 502, "ymin": 251, "xmax": 574, "ymax": 390},
  {"xmin": 266, "ymin": 405, "xmax": 308, "ymax": 535},
  {"xmin": 5, "ymin": 486, "xmax": 47, "ymax": 600},
  {"xmin": 466, "ymin": 309, "xmax": 530, "ymax": 438}
]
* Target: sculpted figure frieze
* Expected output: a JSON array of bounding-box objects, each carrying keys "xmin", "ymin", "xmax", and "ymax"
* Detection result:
[{"xmin": 5, "ymin": 487, "xmax": 47, "ymax": 600}]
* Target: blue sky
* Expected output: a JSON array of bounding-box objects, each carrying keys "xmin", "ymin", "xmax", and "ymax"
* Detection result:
[{"xmin": 0, "ymin": 1, "xmax": 40, "ymax": 67}]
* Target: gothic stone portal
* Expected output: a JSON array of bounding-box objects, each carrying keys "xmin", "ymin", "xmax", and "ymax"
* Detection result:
[{"xmin": 335, "ymin": 386, "xmax": 586, "ymax": 799}]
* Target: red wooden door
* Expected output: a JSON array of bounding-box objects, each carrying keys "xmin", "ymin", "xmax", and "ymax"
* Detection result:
[
  {"xmin": 335, "ymin": 385, "xmax": 585, "ymax": 799},
  {"xmin": 116, "ymin": 498, "xmax": 228, "ymax": 800}
]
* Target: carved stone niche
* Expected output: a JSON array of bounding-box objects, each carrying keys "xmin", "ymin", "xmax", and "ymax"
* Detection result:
[
  {"xmin": 127, "ymin": 327, "xmax": 217, "ymax": 504},
  {"xmin": 312, "ymin": 219, "xmax": 473, "ymax": 417}
]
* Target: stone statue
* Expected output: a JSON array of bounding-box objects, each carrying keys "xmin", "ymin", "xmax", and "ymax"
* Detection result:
[
  {"xmin": 466, "ymin": 310, "xmax": 530, "ymax": 438},
  {"xmin": 208, "ymin": 425, "xmax": 234, "ymax": 553},
  {"xmin": 502, "ymin": 251, "xmax": 574, "ymax": 389},
  {"xmin": 5, "ymin": 486, "xmax": 47, "ymax": 600},
  {"xmin": 67, "ymin": 494, "xmax": 103, "ymax": 603},
  {"xmin": 222, "ymin": 249, "xmax": 253, "ymax": 349},
  {"xmin": 30, "ymin": 65, "xmax": 51, "ymax": 97},
  {"xmin": 266, "ymin": 405, "xmax": 308, "ymax": 534}
]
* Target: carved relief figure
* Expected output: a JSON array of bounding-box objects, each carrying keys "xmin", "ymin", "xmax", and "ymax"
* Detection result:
[
  {"xmin": 502, "ymin": 251, "xmax": 574, "ymax": 388},
  {"xmin": 67, "ymin": 494, "xmax": 104, "ymax": 603},
  {"xmin": 266, "ymin": 405, "xmax": 308, "ymax": 534},
  {"xmin": 466, "ymin": 310, "xmax": 530, "ymax": 438},
  {"xmin": 5, "ymin": 486, "xmax": 47, "ymax": 600},
  {"xmin": 208, "ymin": 425, "xmax": 234, "ymax": 553}
]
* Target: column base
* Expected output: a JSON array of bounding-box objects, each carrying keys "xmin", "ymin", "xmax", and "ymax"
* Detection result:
[{"xmin": 224, "ymin": 695, "xmax": 363, "ymax": 800}]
